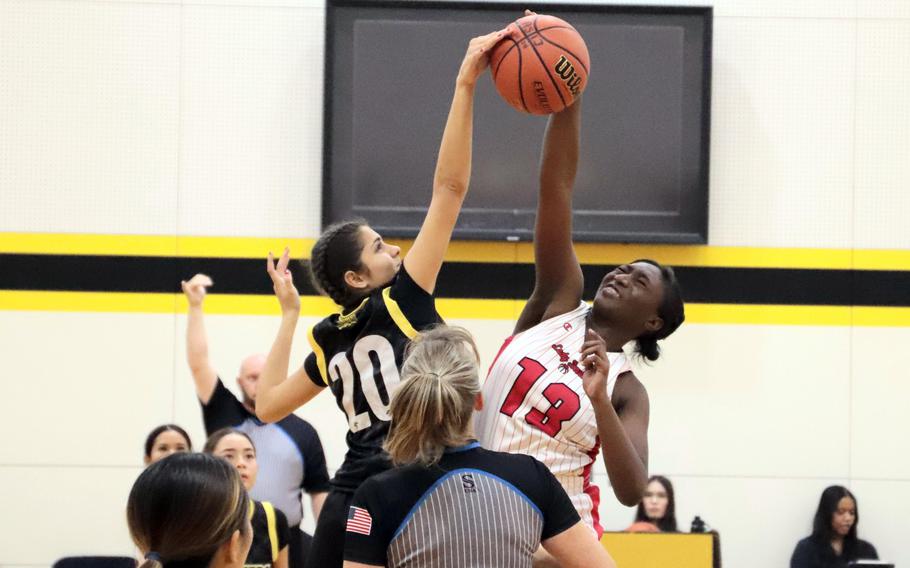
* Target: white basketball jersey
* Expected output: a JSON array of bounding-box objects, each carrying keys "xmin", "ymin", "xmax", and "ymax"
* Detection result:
[{"xmin": 476, "ymin": 302, "xmax": 631, "ymax": 535}]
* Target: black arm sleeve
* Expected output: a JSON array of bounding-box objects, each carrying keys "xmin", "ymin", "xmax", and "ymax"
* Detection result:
[
  {"xmin": 388, "ymin": 264, "xmax": 440, "ymax": 329},
  {"xmin": 200, "ymin": 378, "xmax": 249, "ymax": 435},
  {"xmin": 300, "ymin": 423, "xmax": 331, "ymax": 493},
  {"xmin": 536, "ymin": 459, "xmax": 582, "ymax": 541},
  {"xmin": 342, "ymin": 479, "xmax": 395, "ymax": 566},
  {"xmin": 303, "ymin": 352, "xmax": 326, "ymax": 387},
  {"xmin": 275, "ymin": 507, "xmax": 290, "ymax": 552}
]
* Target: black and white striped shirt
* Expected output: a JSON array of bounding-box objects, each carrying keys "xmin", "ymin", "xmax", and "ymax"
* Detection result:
[{"xmin": 344, "ymin": 442, "xmax": 580, "ymax": 567}]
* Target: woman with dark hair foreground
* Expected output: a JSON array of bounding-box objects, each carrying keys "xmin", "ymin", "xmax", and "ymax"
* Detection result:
[
  {"xmin": 790, "ymin": 485, "xmax": 878, "ymax": 568},
  {"xmin": 127, "ymin": 452, "xmax": 252, "ymax": 568},
  {"xmin": 343, "ymin": 327, "xmax": 616, "ymax": 568}
]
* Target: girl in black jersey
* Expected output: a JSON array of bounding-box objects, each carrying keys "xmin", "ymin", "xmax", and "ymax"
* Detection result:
[
  {"xmin": 343, "ymin": 326, "xmax": 616, "ymax": 568},
  {"xmin": 205, "ymin": 429, "xmax": 290, "ymax": 568},
  {"xmin": 256, "ymin": 29, "xmax": 506, "ymax": 568}
]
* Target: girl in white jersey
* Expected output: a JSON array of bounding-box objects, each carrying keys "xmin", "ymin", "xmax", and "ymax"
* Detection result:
[{"xmin": 475, "ymin": 94, "xmax": 685, "ymax": 542}]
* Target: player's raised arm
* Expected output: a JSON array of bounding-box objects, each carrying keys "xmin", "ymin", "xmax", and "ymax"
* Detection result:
[
  {"xmin": 403, "ymin": 30, "xmax": 505, "ymax": 294},
  {"xmin": 256, "ymin": 248, "xmax": 324, "ymax": 423},
  {"xmin": 514, "ymin": 99, "xmax": 585, "ymax": 334},
  {"xmin": 182, "ymin": 274, "xmax": 219, "ymax": 403}
]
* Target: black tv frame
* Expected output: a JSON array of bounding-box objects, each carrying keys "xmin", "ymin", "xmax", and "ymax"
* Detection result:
[{"xmin": 323, "ymin": 0, "xmax": 713, "ymax": 243}]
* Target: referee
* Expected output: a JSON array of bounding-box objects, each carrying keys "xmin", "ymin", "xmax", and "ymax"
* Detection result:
[{"xmin": 342, "ymin": 327, "xmax": 616, "ymax": 568}]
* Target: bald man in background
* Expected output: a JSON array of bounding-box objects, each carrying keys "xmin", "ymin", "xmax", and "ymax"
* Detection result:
[{"xmin": 183, "ymin": 273, "xmax": 330, "ymax": 568}]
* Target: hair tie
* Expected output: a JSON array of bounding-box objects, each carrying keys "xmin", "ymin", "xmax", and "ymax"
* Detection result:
[{"xmin": 145, "ymin": 552, "xmax": 163, "ymax": 563}]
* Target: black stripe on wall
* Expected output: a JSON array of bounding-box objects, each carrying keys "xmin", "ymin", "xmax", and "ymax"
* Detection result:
[{"xmin": 1, "ymin": 254, "xmax": 908, "ymax": 307}]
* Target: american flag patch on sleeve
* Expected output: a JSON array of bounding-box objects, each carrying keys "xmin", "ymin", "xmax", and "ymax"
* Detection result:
[{"xmin": 346, "ymin": 506, "xmax": 373, "ymax": 536}]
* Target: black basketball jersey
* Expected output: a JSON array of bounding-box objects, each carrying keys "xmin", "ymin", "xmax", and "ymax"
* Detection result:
[
  {"xmin": 304, "ymin": 265, "xmax": 440, "ymax": 492},
  {"xmin": 245, "ymin": 500, "xmax": 289, "ymax": 568}
]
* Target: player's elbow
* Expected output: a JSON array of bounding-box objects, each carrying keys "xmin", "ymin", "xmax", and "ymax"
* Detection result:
[
  {"xmin": 433, "ymin": 178, "xmax": 468, "ymax": 198},
  {"xmin": 615, "ymin": 481, "xmax": 647, "ymax": 507},
  {"xmin": 255, "ymin": 398, "xmax": 280, "ymax": 423}
]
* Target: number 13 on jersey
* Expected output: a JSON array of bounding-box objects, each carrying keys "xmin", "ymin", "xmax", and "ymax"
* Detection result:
[{"xmin": 499, "ymin": 357, "xmax": 581, "ymax": 437}]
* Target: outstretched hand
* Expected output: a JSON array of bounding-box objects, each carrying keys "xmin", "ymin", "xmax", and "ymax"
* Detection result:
[
  {"xmin": 266, "ymin": 247, "xmax": 301, "ymax": 315},
  {"xmin": 581, "ymin": 329, "xmax": 611, "ymax": 404},
  {"xmin": 456, "ymin": 29, "xmax": 509, "ymax": 87},
  {"xmin": 181, "ymin": 273, "xmax": 213, "ymax": 307}
]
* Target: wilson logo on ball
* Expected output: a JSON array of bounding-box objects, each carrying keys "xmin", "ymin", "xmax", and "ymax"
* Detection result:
[{"xmin": 554, "ymin": 55, "xmax": 583, "ymax": 96}]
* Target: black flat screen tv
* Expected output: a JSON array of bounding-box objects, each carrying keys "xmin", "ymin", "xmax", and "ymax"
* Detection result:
[{"xmin": 324, "ymin": 1, "xmax": 712, "ymax": 243}]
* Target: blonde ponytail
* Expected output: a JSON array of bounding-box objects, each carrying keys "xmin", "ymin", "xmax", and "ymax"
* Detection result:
[{"xmin": 384, "ymin": 326, "xmax": 481, "ymax": 466}]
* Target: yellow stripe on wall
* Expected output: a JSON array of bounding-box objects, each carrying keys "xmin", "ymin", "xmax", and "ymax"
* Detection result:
[
  {"xmin": 3, "ymin": 232, "xmax": 909, "ymax": 270},
  {"xmin": 2, "ymin": 291, "xmax": 909, "ymax": 327}
]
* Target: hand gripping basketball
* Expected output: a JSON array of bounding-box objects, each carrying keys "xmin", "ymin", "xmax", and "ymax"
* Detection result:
[{"xmin": 456, "ymin": 29, "xmax": 510, "ymax": 87}]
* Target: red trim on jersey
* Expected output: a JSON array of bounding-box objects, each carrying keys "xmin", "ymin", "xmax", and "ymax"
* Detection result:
[
  {"xmin": 582, "ymin": 437, "xmax": 604, "ymax": 538},
  {"xmin": 487, "ymin": 335, "xmax": 515, "ymax": 378}
]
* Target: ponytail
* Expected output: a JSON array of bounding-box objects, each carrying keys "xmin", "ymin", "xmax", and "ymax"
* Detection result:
[{"xmin": 385, "ymin": 326, "xmax": 480, "ymax": 466}]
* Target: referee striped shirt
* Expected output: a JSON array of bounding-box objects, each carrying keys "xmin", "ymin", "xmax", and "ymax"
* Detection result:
[{"xmin": 343, "ymin": 442, "xmax": 580, "ymax": 567}]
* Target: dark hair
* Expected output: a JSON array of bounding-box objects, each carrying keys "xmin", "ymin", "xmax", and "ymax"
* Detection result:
[
  {"xmin": 308, "ymin": 219, "xmax": 369, "ymax": 308},
  {"xmin": 203, "ymin": 428, "xmax": 256, "ymax": 455},
  {"xmin": 631, "ymin": 259, "xmax": 685, "ymax": 361},
  {"xmin": 811, "ymin": 485, "xmax": 860, "ymax": 555},
  {"xmin": 127, "ymin": 453, "xmax": 249, "ymax": 568},
  {"xmin": 144, "ymin": 424, "xmax": 192, "ymax": 458},
  {"xmin": 634, "ymin": 475, "xmax": 678, "ymax": 532}
]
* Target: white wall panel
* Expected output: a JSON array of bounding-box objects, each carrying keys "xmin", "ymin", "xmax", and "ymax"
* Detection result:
[
  {"xmin": 708, "ymin": 18, "xmax": 855, "ymax": 248},
  {"xmin": 637, "ymin": 324, "xmax": 851, "ymax": 478},
  {"xmin": 850, "ymin": 326, "xmax": 910, "ymax": 479},
  {"xmin": 856, "ymin": 0, "xmax": 910, "ymax": 19},
  {"xmin": 178, "ymin": 5, "xmax": 324, "ymax": 239},
  {"xmin": 854, "ymin": 20, "xmax": 910, "ymax": 249},
  {"xmin": 850, "ymin": 479, "xmax": 910, "ymax": 568},
  {"xmin": 0, "ymin": 311, "xmax": 176, "ymax": 466},
  {"xmin": 0, "ymin": 466, "xmax": 139, "ymax": 565},
  {"xmin": 0, "ymin": 0, "xmax": 180, "ymax": 235}
]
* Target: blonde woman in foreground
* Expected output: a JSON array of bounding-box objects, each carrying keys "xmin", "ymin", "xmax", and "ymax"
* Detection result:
[{"xmin": 342, "ymin": 326, "xmax": 616, "ymax": 568}]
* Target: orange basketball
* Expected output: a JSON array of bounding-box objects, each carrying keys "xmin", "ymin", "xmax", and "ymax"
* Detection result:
[{"xmin": 490, "ymin": 14, "xmax": 590, "ymax": 115}]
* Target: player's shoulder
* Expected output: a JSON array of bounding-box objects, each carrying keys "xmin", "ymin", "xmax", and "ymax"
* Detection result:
[
  {"xmin": 516, "ymin": 301, "xmax": 589, "ymax": 339},
  {"xmin": 612, "ymin": 367, "xmax": 648, "ymax": 406},
  {"xmin": 355, "ymin": 462, "xmax": 434, "ymax": 504},
  {"xmin": 275, "ymin": 412, "xmax": 319, "ymax": 440}
]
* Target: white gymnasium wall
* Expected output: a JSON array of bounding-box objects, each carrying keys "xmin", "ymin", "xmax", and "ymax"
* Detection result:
[{"xmin": 1, "ymin": 1, "xmax": 909, "ymax": 567}]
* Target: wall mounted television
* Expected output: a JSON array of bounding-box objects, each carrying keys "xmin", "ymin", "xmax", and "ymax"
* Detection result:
[{"xmin": 324, "ymin": 1, "xmax": 712, "ymax": 243}]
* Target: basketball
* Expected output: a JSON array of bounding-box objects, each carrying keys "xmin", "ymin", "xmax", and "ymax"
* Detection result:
[{"xmin": 490, "ymin": 14, "xmax": 590, "ymax": 115}]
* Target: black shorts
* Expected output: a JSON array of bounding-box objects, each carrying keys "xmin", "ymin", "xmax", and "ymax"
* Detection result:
[{"xmin": 305, "ymin": 491, "xmax": 353, "ymax": 568}]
